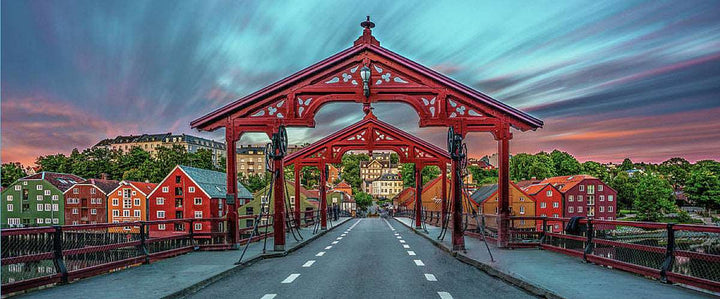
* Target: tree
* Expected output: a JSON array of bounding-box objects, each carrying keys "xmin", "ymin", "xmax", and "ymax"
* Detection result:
[
  {"xmin": 619, "ymin": 158, "xmax": 634, "ymax": 171},
  {"xmin": 610, "ymin": 172, "xmax": 638, "ymax": 210},
  {"xmin": 340, "ymin": 153, "xmax": 369, "ymax": 192},
  {"xmin": 35, "ymin": 153, "xmax": 71, "ymax": 173},
  {"xmin": 354, "ymin": 192, "xmax": 373, "ymax": 211},
  {"xmin": 633, "ymin": 173, "xmax": 676, "ymax": 221},
  {"xmin": 400, "ymin": 164, "xmax": 441, "ymax": 187},
  {"xmin": 684, "ymin": 169, "xmax": 720, "ymax": 212},
  {"xmin": 2, "ymin": 163, "xmax": 27, "ymax": 187},
  {"xmin": 509, "ymin": 152, "xmax": 555, "ymax": 181},
  {"xmin": 468, "ymin": 166, "xmax": 498, "ymax": 185},
  {"xmin": 659, "ymin": 157, "xmax": 690, "ymax": 190},
  {"xmin": 389, "ymin": 153, "xmax": 399, "ymax": 164},
  {"xmin": 582, "ymin": 161, "xmax": 608, "ymax": 181},
  {"xmin": 550, "ymin": 150, "xmax": 582, "ymax": 176},
  {"xmin": 239, "ymin": 173, "xmax": 272, "ymax": 193}
]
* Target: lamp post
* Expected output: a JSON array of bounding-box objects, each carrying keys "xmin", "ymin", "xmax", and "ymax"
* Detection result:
[{"xmin": 360, "ymin": 65, "xmax": 371, "ymax": 97}]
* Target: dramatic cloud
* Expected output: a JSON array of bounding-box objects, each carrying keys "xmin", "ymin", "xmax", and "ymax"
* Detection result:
[{"xmin": 2, "ymin": 1, "xmax": 720, "ymax": 165}]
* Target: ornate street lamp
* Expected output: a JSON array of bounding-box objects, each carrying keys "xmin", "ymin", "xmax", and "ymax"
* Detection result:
[{"xmin": 360, "ymin": 65, "xmax": 371, "ymax": 97}]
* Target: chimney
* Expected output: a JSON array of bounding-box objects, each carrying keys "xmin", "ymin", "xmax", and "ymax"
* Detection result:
[
  {"xmin": 145, "ymin": 179, "xmax": 150, "ymax": 183},
  {"xmin": 531, "ymin": 177, "xmax": 537, "ymax": 180},
  {"xmin": 101, "ymin": 173, "xmax": 108, "ymax": 180}
]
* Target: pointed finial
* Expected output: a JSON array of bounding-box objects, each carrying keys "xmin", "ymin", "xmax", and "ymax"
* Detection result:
[{"xmin": 361, "ymin": 16, "xmax": 375, "ymax": 29}]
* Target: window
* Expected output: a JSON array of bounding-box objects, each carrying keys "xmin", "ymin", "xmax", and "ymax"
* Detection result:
[
  {"xmin": 608, "ymin": 217, "xmax": 613, "ymax": 221},
  {"xmin": 158, "ymin": 224, "xmax": 166, "ymax": 230},
  {"xmin": 194, "ymin": 198, "xmax": 202, "ymax": 205},
  {"xmin": 73, "ymin": 188, "xmax": 79, "ymax": 194},
  {"xmin": 578, "ymin": 195, "xmax": 583, "ymax": 202},
  {"xmin": 608, "ymin": 195, "xmax": 614, "ymax": 202},
  {"xmin": 157, "ymin": 211, "xmax": 165, "ymax": 218},
  {"xmin": 568, "ymin": 195, "xmax": 574, "ymax": 202},
  {"xmin": 553, "ymin": 213, "xmax": 559, "ymax": 218},
  {"xmin": 598, "ymin": 185, "xmax": 603, "ymax": 192},
  {"xmin": 53, "ymin": 218, "xmax": 59, "ymax": 224},
  {"xmin": 189, "ymin": 186, "xmax": 195, "ymax": 193},
  {"xmin": 520, "ymin": 197, "xmax": 525, "ymax": 202},
  {"xmin": 578, "ymin": 206, "xmax": 583, "ymax": 213},
  {"xmin": 113, "ymin": 199, "xmax": 119, "ymax": 206},
  {"xmin": 587, "ymin": 185, "xmax": 595, "ymax": 195},
  {"xmin": 175, "ymin": 198, "xmax": 183, "ymax": 208},
  {"xmin": 44, "ymin": 204, "xmax": 51, "ymax": 211},
  {"xmin": 162, "ymin": 186, "xmax": 169, "ymax": 193},
  {"xmin": 540, "ymin": 202, "xmax": 547, "ymax": 208},
  {"xmin": 541, "ymin": 213, "xmax": 547, "ymax": 217},
  {"xmin": 579, "ymin": 185, "xmax": 584, "ymax": 192},
  {"xmin": 37, "ymin": 204, "xmax": 43, "ymax": 211},
  {"xmin": 15, "ymin": 185, "xmax": 21, "ymax": 191},
  {"xmin": 53, "ymin": 204, "xmax": 59, "ymax": 211},
  {"xmin": 157, "ymin": 198, "xmax": 165, "ymax": 205},
  {"xmin": 553, "ymin": 202, "xmax": 559, "ymax": 208},
  {"xmin": 7, "ymin": 204, "xmax": 13, "ymax": 211},
  {"xmin": 600, "ymin": 195, "xmax": 605, "ymax": 201},
  {"xmin": 123, "ymin": 210, "xmax": 130, "ymax": 217},
  {"xmin": 609, "ymin": 206, "xmax": 614, "ymax": 212},
  {"xmin": 175, "ymin": 176, "xmax": 181, "ymax": 183},
  {"xmin": 123, "ymin": 199, "xmax": 132, "ymax": 208},
  {"xmin": 519, "ymin": 206, "xmax": 525, "ymax": 215},
  {"xmin": 7, "ymin": 195, "xmax": 13, "ymax": 201},
  {"xmin": 175, "ymin": 187, "xmax": 183, "ymax": 196},
  {"xmin": 90, "ymin": 188, "xmax": 96, "ymax": 194},
  {"xmin": 132, "ymin": 191, "xmax": 136, "ymax": 196},
  {"xmin": 587, "ymin": 196, "xmax": 595, "ymax": 205},
  {"xmin": 72, "ymin": 208, "xmax": 78, "ymax": 214},
  {"xmin": 546, "ymin": 190, "xmax": 552, "ymax": 197},
  {"xmin": 134, "ymin": 210, "xmax": 141, "ymax": 217},
  {"xmin": 195, "ymin": 211, "xmax": 203, "ymax": 218},
  {"xmin": 118, "ymin": 190, "xmax": 122, "ymax": 196},
  {"xmin": 134, "ymin": 198, "xmax": 140, "ymax": 206},
  {"xmin": 52, "ymin": 195, "xmax": 58, "ymax": 201},
  {"xmin": 495, "ymin": 206, "xmax": 498, "ymax": 214},
  {"xmin": 600, "ymin": 206, "xmax": 605, "ymax": 212},
  {"xmin": 44, "ymin": 190, "xmax": 51, "ymax": 196},
  {"xmin": 194, "ymin": 223, "xmax": 202, "ymax": 230},
  {"xmin": 113, "ymin": 210, "xmax": 119, "ymax": 217},
  {"xmin": 261, "ymin": 196, "xmax": 269, "ymax": 204},
  {"xmin": 37, "ymin": 185, "xmax": 43, "ymax": 190},
  {"xmin": 569, "ymin": 206, "xmax": 574, "ymax": 213},
  {"xmin": 37, "ymin": 218, "xmax": 44, "ymax": 224},
  {"xmin": 36, "ymin": 195, "xmax": 43, "ymax": 201},
  {"xmin": 246, "ymin": 219, "xmax": 254, "ymax": 227},
  {"xmin": 91, "ymin": 209, "xmax": 97, "ymax": 215},
  {"xmin": 123, "ymin": 189, "xmax": 131, "ymax": 198},
  {"xmin": 588, "ymin": 207, "xmax": 595, "ymax": 216},
  {"xmin": 246, "ymin": 207, "xmax": 254, "ymax": 215}
]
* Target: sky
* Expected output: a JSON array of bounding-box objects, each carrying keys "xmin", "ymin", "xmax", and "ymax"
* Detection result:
[{"xmin": 2, "ymin": 0, "xmax": 720, "ymax": 166}]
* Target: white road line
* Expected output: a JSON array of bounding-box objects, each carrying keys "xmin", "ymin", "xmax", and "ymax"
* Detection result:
[
  {"xmin": 282, "ymin": 274, "xmax": 300, "ymax": 284},
  {"xmin": 407, "ymin": 251, "xmax": 416, "ymax": 256},
  {"xmin": 403, "ymin": 244, "xmax": 410, "ymax": 249},
  {"xmin": 414, "ymin": 259, "xmax": 425, "ymax": 266},
  {"xmin": 337, "ymin": 237, "xmax": 343, "ymax": 240},
  {"xmin": 400, "ymin": 240, "xmax": 406, "ymax": 243},
  {"xmin": 325, "ymin": 246, "xmax": 332, "ymax": 250},
  {"xmin": 425, "ymin": 274, "xmax": 437, "ymax": 281},
  {"xmin": 437, "ymin": 291, "xmax": 453, "ymax": 299},
  {"xmin": 396, "ymin": 236, "xmax": 402, "ymax": 239},
  {"xmin": 316, "ymin": 251, "xmax": 325, "ymax": 256},
  {"xmin": 332, "ymin": 241, "xmax": 339, "ymax": 244},
  {"xmin": 261, "ymin": 294, "xmax": 277, "ymax": 299},
  {"xmin": 302, "ymin": 260, "xmax": 315, "ymax": 267},
  {"xmin": 394, "ymin": 233, "xmax": 399, "ymax": 236},
  {"xmin": 382, "ymin": 218, "xmax": 396, "ymax": 231},
  {"xmin": 341, "ymin": 234, "xmax": 346, "ymax": 236}
]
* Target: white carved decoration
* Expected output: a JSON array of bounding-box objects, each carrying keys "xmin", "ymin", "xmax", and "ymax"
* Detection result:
[
  {"xmin": 372, "ymin": 64, "xmax": 408, "ymax": 85},
  {"xmin": 347, "ymin": 130, "xmax": 367, "ymax": 141},
  {"xmin": 447, "ymin": 99, "xmax": 480, "ymax": 118},
  {"xmin": 421, "ymin": 97, "xmax": 437, "ymax": 117},
  {"xmin": 374, "ymin": 130, "xmax": 395, "ymax": 141},
  {"xmin": 297, "ymin": 97, "xmax": 312, "ymax": 117},
  {"xmin": 399, "ymin": 146, "xmax": 409, "ymax": 158},
  {"xmin": 251, "ymin": 100, "xmax": 285, "ymax": 118},
  {"xmin": 325, "ymin": 65, "xmax": 359, "ymax": 85}
]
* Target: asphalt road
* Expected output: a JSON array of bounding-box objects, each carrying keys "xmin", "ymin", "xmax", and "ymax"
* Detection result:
[{"xmin": 188, "ymin": 218, "xmax": 534, "ymax": 299}]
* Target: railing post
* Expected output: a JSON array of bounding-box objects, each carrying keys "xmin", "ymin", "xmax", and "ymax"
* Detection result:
[
  {"xmin": 540, "ymin": 217, "xmax": 547, "ymax": 245},
  {"xmin": 52, "ymin": 225, "xmax": 68, "ymax": 283},
  {"xmin": 661, "ymin": 223, "xmax": 676, "ymax": 283},
  {"xmin": 139, "ymin": 222, "xmax": 150, "ymax": 264},
  {"xmin": 189, "ymin": 219, "xmax": 197, "ymax": 250},
  {"xmin": 583, "ymin": 218, "xmax": 594, "ymax": 262}
]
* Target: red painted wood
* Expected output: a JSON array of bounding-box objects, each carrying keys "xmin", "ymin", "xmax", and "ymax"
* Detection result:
[
  {"xmin": 414, "ymin": 165, "xmax": 423, "ymax": 229},
  {"xmin": 320, "ymin": 162, "xmax": 328, "ymax": 230},
  {"xmin": 273, "ymin": 156, "xmax": 286, "ymax": 250}
]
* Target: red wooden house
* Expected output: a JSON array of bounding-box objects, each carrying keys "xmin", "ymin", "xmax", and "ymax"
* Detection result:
[
  {"xmin": 522, "ymin": 183, "xmax": 563, "ymax": 232},
  {"xmin": 540, "ymin": 175, "xmax": 617, "ymax": 222},
  {"xmin": 64, "ymin": 179, "xmax": 120, "ymax": 225},
  {"xmin": 147, "ymin": 165, "xmax": 252, "ymax": 238}
]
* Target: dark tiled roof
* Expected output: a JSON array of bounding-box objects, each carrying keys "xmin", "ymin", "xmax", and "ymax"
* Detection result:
[
  {"xmin": 377, "ymin": 173, "xmax": 401, "ymax": 181},
  {"xmin": 80, "ymin": 179, "xmax": 121, "ymax": 194},
  {"xmin": 179, "ymin": 165, "xmax": 252, "ymax": 199},
  {"xmin": 470, "ymin": 184, "xmax": 498, "ymax": 204},
  {"xmin": 23, "ymin": 172, "xmax": 85, "ymax": 192}
]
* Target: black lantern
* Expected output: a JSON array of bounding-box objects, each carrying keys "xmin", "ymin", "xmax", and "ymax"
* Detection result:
[{"xmin": 360, "ymin": 65, "xmax": 371, "ymax": 97}]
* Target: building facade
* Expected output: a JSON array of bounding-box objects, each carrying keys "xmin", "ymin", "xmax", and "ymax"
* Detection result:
[
  {"xmin": 64, "ymin": 179, "xmax": 119, "ymax": 225},
  {"xmin": 328, "ymin": 190, "xmax": 355, "ymax": 212},
  {"xmin": 1, "ymin": 172, "xmax": 83, "ymax": 228},
  {"xmin": 95, "ymin": 133, "xmax": 226, "ymax": 166},
  {"xmin": 236, "ymin": 144, "xmax": 304, "ymax": 177},
  {"xmin": 522, "ymin": 183, "xmax": 563, "ymax": 232},
  {"xmin": 540, "ymin": 175, "xmax": 617, "ymax": 221},
  {"xmin": 333, "ymin": 180, "xmax": 353, "ymax": 196},
  {"xmin": 107, "ymin": 181, "xmax": 157, "ymax": 233},
  {"xmin": 147, "ymin": 165, "xmax": 252, "ymax": 237},
  {"xmin": 472, "ymin": 182, "xmax": 536, "ymax": 230},
  {"xmin": 360, "ymin": 154, "xmax": 400, "ymax": 193},
  {"xmin": 238, "ymin": 182, "xmax": 315, "ymax": 233},
  {"xmin": 370, "ymin": 173, "xmax": 403, "ymax": 199}
]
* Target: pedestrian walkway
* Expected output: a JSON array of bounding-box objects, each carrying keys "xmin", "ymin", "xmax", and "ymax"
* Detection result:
[
  {"xmin": 394, "ymin": 217, "xmax": 715, "ymax": 299},
  {"xmin": 17, "ymin": 218, "xmax": 350, "ymax": 299}
]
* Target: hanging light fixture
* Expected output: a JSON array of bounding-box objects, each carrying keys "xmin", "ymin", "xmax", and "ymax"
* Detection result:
[{"xmin": 360, "ymin": 65, "xmax": 371, "ymax": 97}]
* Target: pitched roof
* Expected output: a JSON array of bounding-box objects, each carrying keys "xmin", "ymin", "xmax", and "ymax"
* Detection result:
[
  {"xmin": 470, "ymin": 184, "xmax": 498, "ymax": 204},
  {"xmin": 178, "ymin": 165, "xmax": 253, "ymax": 199},
  {"xmin": 123, "ymin": 181, "xmax": 158, "ymax": 196},
  {"xmin": 22, "ymin": 172, "xmax": 85, "ymax": 192},
  {"xmin": 516, "ymin": 179, "xmax": 543, "ymax": 188},
  {"xmin": 376, "ymin": 173, "xmax": 401, "ymax": 181},
  {"xmin": 522, "ymin": 183, "xmax": 550, "ymax": 195},
  {"xmin": 539, "ymin": 175, "xmax": 596, "ymax": 193},
  {"xmin": 335, "ymin": 180, "xmax": 351, "ymax": 189},
  {"xmin": 79, "ymin": 179, "xmax": 121, "ymax": 194}
]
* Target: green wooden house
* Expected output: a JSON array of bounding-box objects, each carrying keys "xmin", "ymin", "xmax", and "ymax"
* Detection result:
[
  {"xmin": 1, "ymin": 172, "xmax": 84, "ymax": 228},
  {"xmin": 238, "ymin": 181, "xmax": 316, "ymax": 233}
]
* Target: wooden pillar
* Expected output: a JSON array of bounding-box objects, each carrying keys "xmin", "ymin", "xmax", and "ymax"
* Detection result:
[
  {"xmin": 294, "ymin": 164, "xmax": 301, "ymax": 227},
  {"xmin": 272, "ymin": 152, "xmax": 286, "ymax": 251},
  {"xmin": 320, "ymin": 163, "xmax": 328, "ymax": 230},
  {"xmin": 225, "ymin": 127, "xmax": 239, "ymax": 246},
  {"xmin": 451, "ymin": 156, "xmax": 465, "ymax": 250},
  {"xmin": 414, "ymin": 164, "xmax": 423, "ymax": 229},
  {"xmin": 441, "ymin": 166, "xmax": 447, "ymax": 227},
  {"xmin": 495, "ymin": 125, "xmax": 512, "ymax": 248}
]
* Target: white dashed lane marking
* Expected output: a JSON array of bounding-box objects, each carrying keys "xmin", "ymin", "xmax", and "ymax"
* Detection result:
[
  {"xmin": 316, "ymin": 252, "xmax": 325, "ymax": 256},
  {"xmin": 281, "ymin": 274, "xmax": 300, "ymax": 284},
  {"xmin": 425, "ymin": 274, "xmax": 437, "ymax": 281},
  {"xmin": 302, "ymin": 260, "xmax": 315, "ymax": 267},
  {"xmin": 332, "ymin": 241, "xmax": 339, "ymax": 244},
  {"xmin": 400, "ymin": 240, "xmax": 406, "ymax": 243},
  {"xmin": 325, "ymin": 246, "xmax": 332, "ymax": 250},
  {"xmin": 396, "ymin": 236, "xmax": 402, "ymax": 239},
  {"xmin": 383, "ymin": 218, "xmax": 395, "ymax": 230},
  {"xmin": 261, "ymin": 294, "xmax": 277, "ymax": 299},
  {"xmin": 414, "ymin": 260, "xmax": 425, "ymax": 266},
  {"xmin": 403, "ymin": 244, "xmax": 410, "ymax": 249},
  {"xmin": 407, "ymin": 251, "xmax": 416, "ymax": 256},
  {"xmin": 337, "ymin": 237, "xmax": 343, "ymax": 240},
  {"xmin": 437, "ymin": 291, "xmax": 453, "ymax": 299}
]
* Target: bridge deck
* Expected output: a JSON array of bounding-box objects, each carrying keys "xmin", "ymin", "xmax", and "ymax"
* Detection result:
[{"xmin": 394, "ymin": 217, "xmax": 715, "ymax": 299}]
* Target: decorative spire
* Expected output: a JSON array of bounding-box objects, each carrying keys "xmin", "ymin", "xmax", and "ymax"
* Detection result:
[{"xmin": 354, "ymin": 16, "xmax": 380, "ymax": 46}]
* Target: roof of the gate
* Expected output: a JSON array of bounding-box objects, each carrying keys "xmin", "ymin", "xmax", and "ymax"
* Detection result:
[
  {"xmin": 191, "ymin": 26, "xmax": 543, "ymax": 130},
  {"xmin": 284, "ymin": 113, "xmax": 450, "ymax": 164}
]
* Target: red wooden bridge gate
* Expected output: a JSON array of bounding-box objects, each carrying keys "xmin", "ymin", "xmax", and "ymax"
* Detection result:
[{"xmin": 190, "ymin": 17, "xmax": 543, "ymax": 250}]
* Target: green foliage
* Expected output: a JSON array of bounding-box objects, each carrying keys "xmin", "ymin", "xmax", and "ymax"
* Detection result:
[
  {"xmin": 633, "ymin": 173, "xmax": 676, "ymax": 221},
  {"xmin": 581, "ymin": 161, "xmax": 608, "ymax": 181},
  {"xmin": 684, "ymin": 168, "xmax": 720, "ymax": 211},
  {"xmin": 239, "ymin": 173, "xmax": 272, "ymax": 193},
  {"xmin": 610, "ymin": 171, "xmax": 638, "ymax": 210},
  {"xmin": 2, "ymin": 162, "xmax": 27, "ymax": 187},
  {"xmin": 619, "ymin": 158, "xmax": 634, "ymax": 171},
  {"xmin": 658, "ymin": 157, "xmax": 690, "ymax": 190},
  {"xmin": 509, "ymin": 152, "xmax": 555, "ymax": 181},
  {"xmin": 389, "ymin": 153, "xmax": 399, "ymax": 164},
  {"xmin": 354, "ymin": 192, "xmax": 373, "ymax": 211},
  {"xmin": 400, "ymin": 164, "xmax": 441, "ymax": 187},
  {"xmin": 550, "ymin": 150, "xmax": 582, "ymax": 176},
  {"xmin": 468, "ymin": 166, "xmax": 498, "ymax": 185},
  {"xmin": 339, "ymin": 154, "xmax": 369, "ymax": 193}
]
